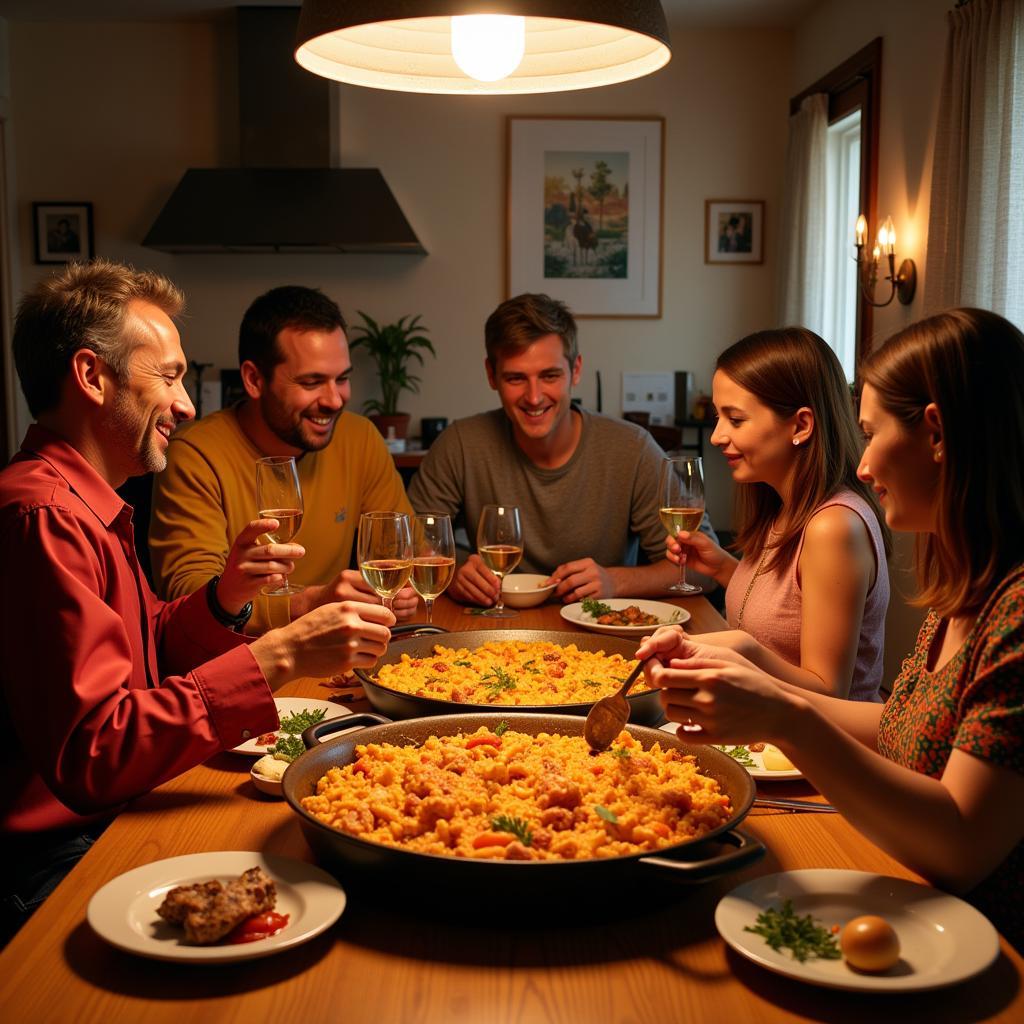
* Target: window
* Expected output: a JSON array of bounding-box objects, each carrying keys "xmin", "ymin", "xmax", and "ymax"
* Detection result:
[{"xmin": 823, "ymin": 110, "xmax": 862, "ymax": 381}]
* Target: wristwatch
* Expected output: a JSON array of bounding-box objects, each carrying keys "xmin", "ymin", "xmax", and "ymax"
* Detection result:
[{"xmin": 206, "ymin": 575, "xmax": 253, "ymax": 631}]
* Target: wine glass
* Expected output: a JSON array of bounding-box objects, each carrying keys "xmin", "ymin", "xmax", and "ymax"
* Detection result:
[
  {"xmin": 476, "ymin": 504, "xmax": 523, "ymax": 618},
  {"xmin": 659, "ymin": 455, "xmax": 705, "ymax": 595},
  {"xmin": 410, "ymin": 513, "xmax": 456, "ymax": 624},
  {"xmin": 255, "ymin": 455, "xmax": 305, "ymax": 596},
  {"xmin": 358, "ymin": 512, "xmax": 412, "ymax": 612}
]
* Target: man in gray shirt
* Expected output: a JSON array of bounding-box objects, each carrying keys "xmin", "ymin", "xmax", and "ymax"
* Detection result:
[{"xmin": 408, "ymin": 293, "xmax": 716, "ymax": 606}]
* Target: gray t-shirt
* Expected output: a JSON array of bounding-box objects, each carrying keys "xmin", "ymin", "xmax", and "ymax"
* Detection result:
[{"xmin": 408, "ymin": 408, "xmax": 715, "ymax": 574}]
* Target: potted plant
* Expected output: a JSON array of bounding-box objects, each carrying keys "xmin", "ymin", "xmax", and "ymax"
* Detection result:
[{"xmin": 349, "ymin": 311, "xmax": 436, "ymax": 440}]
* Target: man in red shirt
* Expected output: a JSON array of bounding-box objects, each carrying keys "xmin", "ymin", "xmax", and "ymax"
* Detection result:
[{"xmin": 0, "ymin": 259, "xmax": 394, "ymax": 943}]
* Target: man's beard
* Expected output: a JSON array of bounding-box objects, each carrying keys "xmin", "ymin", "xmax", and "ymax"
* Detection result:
[{"xmin": 261, "ymin": 397, "xmax": 339, "ymax": 452}]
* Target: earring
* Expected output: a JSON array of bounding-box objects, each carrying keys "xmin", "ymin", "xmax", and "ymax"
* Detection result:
[
  {"xmin": 934, "ymin": 447, "xmax": 943, "ymax": 462},
  {"xmin": 792, "ymin": 438, "xmax": 800, "ymax": 446}
]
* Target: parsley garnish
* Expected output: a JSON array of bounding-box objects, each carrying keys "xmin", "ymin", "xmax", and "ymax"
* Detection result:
[
  {"xmin": 454, "ymin": 660, "xmax": 472, "ymax": 667},
  {"xmin": 581, "ymin": 597, "xmax": 613, "ymax": 618},
  {"xmin": 481, "ymin": 666, "xmax": 517, "ymax": 693},
  {"xmin": 594, "ymin": 805, "xmax": 618, "ymax": 824},
  {"xmin": 715, "ymin": 744, "xmax": 756, "ymax": 767},
  {"xmin": 269, "ymin": 733, "xmax": 304, "ymax": 763},
  {"xmin": 490, "ymin": 814, "xmax": 532, "ymax": 846},
  {"xmin": 744, "ymin": 900, "xmax": 841, "ymax": 962},
  {"xmin": 277, "ymin": 707, "xmax": 327, "ymax": 734},
  {"xmin": 493, "ymin": 720, "xmax": 510, "ymax": 737},
  {"xmin": 610, "ymin": 746, "xmax": 632, "ymax": 760},
  {"xmin": 582, "ymin": 678, "xmax": 602, "ymax": 688}
]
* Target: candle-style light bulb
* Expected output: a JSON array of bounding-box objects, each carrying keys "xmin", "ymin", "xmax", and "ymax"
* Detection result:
[
  {"xmin": 872, "ymin": 243, "xmax": 881, "ymax": 262},
  {"xmin": 855, "ymin": 214, "xmax": 867, "ymax": 247},
  {"xmin": 881, "ymin": 215, "xmax": 896, "ymax": 255},
  {"xmin": 451, "ymin": 15, "xmax": 526, "ymax": 82}
]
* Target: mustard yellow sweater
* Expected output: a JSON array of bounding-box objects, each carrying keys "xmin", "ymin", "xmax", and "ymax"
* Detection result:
[{"xmin": 149, "ymin": 406, "xmax": 410, "ymax": 634}]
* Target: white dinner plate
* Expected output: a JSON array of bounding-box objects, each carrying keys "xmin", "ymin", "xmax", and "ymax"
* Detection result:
[
  {"xmin": 716, "ymin": 869, "xmax": 999, "ymax": 992},
  {"xmin": 231, "ymin": 697, "xmax": 350, "ymax": 756},
  {"xmin": 560, "ymin": 599, "xmax": 690, "ymax": 638},
  {"xmin": 658, "ymin": 726, "xmax": 804, "ymax": 780},
  {"xmin": 87, "ymin": 851, "xmax": 346, "ymax": 963}
]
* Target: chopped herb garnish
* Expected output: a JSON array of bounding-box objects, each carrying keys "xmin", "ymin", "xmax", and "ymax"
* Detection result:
[
  {"xmin": 277, "ymin": 707, "xmax": 327, "ymax": 734},
  {"xmin": 269, "ymin": 733, "xmax": 304, "ymax": 763},
  {"xmin": 522, "ymin": 658, "xmax": 540, "ymax": 674},
  {"xmin": 610, "ymin": 746, "xmax": 632, "ymax": 760},
  {"xmin": 493, "ymin": 720, "xmax": 510, "ymax": 737},
  {"xmin": 454, "ymin": 660, "xmax": 472, "ymax": 667},
  {"xmin": 594, "ymin": 805, "xmax": 619, "ymax": 824},
  {"xmin": 715, "ymin": 744, "xmax": 756, "ymax": 767},
  {"xmin": 490, "ymin": 814, "xmax": 532, "ymax": 846},
  {"xmin": 582, "ymin": 678, "xmax": 602, "ymax": 688},
  {"xmin": 481, "ymin": 666, "xmax": 517, "ymax": 693},
  {"xmin": 744, "ymin": 900, "xmax": 842, "ymax": 962},
  {"xmin": 581, "ymin": 597, "xmax": 614, "ymax": 618}
]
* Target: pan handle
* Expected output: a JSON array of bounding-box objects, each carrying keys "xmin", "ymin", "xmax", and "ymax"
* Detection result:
[
  {"xmin": 389, "ymin": 623, "xmax": 449, "ymax": 640},
  {"xmin": 301, "ymin": 712, "xmax": 392, "ymax": 749},
  {"xmin": 636, "ymin": 828, "xmax": 765, "ymax": 882}
]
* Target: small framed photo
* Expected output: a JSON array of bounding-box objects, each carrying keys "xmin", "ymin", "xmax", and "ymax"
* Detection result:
[
  {"xmin": 705, "ymin": 199, "xmax": 764, "ymax": 264},
  {"xmin": 33, "ymin": 202, "xmax": 94, "ymax": 264}
]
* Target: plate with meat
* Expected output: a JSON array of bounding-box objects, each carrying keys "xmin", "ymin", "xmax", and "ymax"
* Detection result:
[
  {"xmin": 231, "ymin": 697, "xmax": 351, "ymax": 756},
  {"xmin": 560, "ymin": 598, "xmax": 690, "ymax": 637},
  {"xmin": 86, "ymin": 851, "xmax": 345, "ymax": 962}
]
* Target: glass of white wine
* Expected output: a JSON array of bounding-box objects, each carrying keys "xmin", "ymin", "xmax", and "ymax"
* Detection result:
[
  {"xmin": 255, "ymin": 455, "xmax": 305, "ymax": 596},
  {"xmin": 358, "ymin": 512, "xmax": 412, "ymax": 612},
  {"xmin": 410, "ymin": 513, "xmax": 456, "ymax": 624},
  {"xmin": 659, "ymin": 455, "xmax": 705, "ymax": 595},
  {"xmin": 476, "ymin": 504, "xmax": 523, "ymax": 618}
]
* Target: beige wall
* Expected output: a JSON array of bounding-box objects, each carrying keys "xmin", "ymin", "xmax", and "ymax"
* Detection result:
[
  {"xmin": 793, "ymin": 0, "xmax": 950, "ymax": 683},
  {"xmin": 4, "ymin": 17, "xmax": 796, "ymax": 529}
]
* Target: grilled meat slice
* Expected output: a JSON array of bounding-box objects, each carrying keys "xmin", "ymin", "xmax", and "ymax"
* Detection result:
[{"xmin": 156, "ymin": 866, "xmax": 277, "ymax": 944}]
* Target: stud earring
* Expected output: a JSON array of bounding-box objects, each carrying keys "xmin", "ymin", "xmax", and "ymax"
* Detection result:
[
  {"xmin": 934, "ymin": 447, "xmax": 943, "ymax": 462},
  {"xmin": 793, "ymin": 438, "xmax": 800, "ymax": 446}
]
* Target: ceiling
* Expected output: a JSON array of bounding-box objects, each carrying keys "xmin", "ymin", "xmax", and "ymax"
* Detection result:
[{"xmin": 0, "ymin": 1, "xmax": 819, "ymax": 29}]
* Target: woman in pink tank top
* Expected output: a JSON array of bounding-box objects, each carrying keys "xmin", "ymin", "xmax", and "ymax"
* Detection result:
[{"xmin": 667, "ymin": 327, "xmax": 891, "ymax": 699}]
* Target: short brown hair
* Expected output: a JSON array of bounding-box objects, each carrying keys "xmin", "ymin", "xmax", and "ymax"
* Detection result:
[
  {"xmin": 13, "ymin": 258, "xmax": 184, "ymax": 416},
  {"xmin": 861, "ymin": 308, "xmax": 1024, "ymax": 616},
  {"xmin": 484, "ymin": 293, "xmax": 578, "ymax": 366},
  {"xmin": 719, "ymin": 327, "xmax": 890, "ymax": 572}
]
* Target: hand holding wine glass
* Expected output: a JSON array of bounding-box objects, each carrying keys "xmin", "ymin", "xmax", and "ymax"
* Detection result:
[
  {"xmin": 358, "ymin": 512, "xmax": 412, "ymax": 613},
  {"xmin": 411, "ymin": 513, "xmax": 455, "ymax": 624},
  {"xmin": 255, "ymin": 456, "xmax": 305, "ymax": 596},
  {"xmin": 659, "ymin": 455, "xmax": 705, "ymax": 595},
  {"xmin": 476, "ymin": 504, "xmax": 523, "ymax": 618}
]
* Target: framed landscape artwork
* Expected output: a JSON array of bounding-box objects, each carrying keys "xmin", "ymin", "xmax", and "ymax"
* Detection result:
[
  {"xmin": 704, "ymin": 199, "xmax": 764, "ymax": 264},
  {"xmin": 33, "ymin": 202, "xmax": 94, "ymax": 264},
  {"xmin": 506, "ymin": 116, "xmax": 663, "ymax": 318}
]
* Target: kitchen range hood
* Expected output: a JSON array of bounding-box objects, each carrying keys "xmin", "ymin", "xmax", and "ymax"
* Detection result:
[{"xmin": 143, "ymin": 7, "xmax": 424, "ymax": 255}]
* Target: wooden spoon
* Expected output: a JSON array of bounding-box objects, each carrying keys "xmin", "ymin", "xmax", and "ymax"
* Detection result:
[{"xmin": 583, "ymin": 660, "xmax": 648, "ymax": 752}]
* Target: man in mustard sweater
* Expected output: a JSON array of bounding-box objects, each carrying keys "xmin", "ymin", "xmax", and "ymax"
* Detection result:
[{"xmin": 150, "ymin": 285, "xmax": 414, "ymax": 634}]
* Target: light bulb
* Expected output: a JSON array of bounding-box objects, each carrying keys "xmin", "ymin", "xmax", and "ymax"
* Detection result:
[
  {"xmin": 451, "ymin": 15, "xmax": 525, "ymax": 82},
  {"xmin": 882, "ymin": 215, "xmax": 896, "ymax": 254},
  {"xmin": 855, "ymin": 214, "xmax": 867, "ymax": 247}
]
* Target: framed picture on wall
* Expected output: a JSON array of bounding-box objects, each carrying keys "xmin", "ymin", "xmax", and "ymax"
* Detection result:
[
  {"xmin": 33, "ymin": 202, "xmax": 94, "ymax": 264},
  {"xmin": 704, "ymin": 199, "xmax": 764, "ymax": 264},
  {"xmin": 506, "ymin": 116, "xmax": 663, "ymax": 318}
]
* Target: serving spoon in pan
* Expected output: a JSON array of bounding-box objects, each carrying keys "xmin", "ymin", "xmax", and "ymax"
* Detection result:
[{"xmin": 584, "ymin": 660, "xmax": 648, "ymax": 751}]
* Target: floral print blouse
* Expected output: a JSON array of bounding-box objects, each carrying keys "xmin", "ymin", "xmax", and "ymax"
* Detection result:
[{"xmin": 879, "ymin": 564, "xmax": 1024, "ymax": 948}]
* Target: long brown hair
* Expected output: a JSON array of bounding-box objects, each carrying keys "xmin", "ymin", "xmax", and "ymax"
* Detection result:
[
  {"xmin": 860, "ymin": 308, "xmax": 1024, "ymax": 616},
  {"xmin": 719, "ymin": 326, "xmax": 890, "ymax": 572}
]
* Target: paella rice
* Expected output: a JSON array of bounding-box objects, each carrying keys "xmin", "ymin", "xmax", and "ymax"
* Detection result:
[
  {"xmin": 371, "ymin": 639, "xmax": 649, "ymax": 705},
  {"xmin": 301, "ymin": 727, "xmax": 733, "ymax": 861}
]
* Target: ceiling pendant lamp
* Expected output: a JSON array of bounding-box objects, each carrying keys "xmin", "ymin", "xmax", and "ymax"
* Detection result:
[{"xmin": 295, "ymin": 1, "xmax": 672, "ymax": 95}]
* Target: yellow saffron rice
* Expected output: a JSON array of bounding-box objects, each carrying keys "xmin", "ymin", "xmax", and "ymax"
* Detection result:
[
  {"xmin": 301, "ymin": 727, "xmax": 733, "ymax": 861},
  {"xmin": 371, "ymin": 639, "xmax": 649, "ymax": 706}
]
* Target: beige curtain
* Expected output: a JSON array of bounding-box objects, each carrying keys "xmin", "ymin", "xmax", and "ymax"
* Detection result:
[
  {"xmin": 777, "ymin": 93, "xmax": 828, "ymax": 331},
  {"xmin": 925, "ymin": 0, "xmax": 1024, "ymax": 326}
]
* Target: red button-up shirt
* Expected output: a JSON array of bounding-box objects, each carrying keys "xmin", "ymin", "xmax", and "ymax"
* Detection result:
[{"xmin": 0, "ymin": 426, "xmax": 277, "ymax": 833}]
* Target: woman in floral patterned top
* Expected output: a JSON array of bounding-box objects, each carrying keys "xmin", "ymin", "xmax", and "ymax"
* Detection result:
[{"xmin": 639, "ymin": 308, "xmax": 1024, "ymax": 949}]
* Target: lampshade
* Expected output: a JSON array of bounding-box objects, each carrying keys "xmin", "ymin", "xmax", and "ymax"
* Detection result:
[{"xmin": 294, "ymin": 1, "xmax": 672, "ymax": 95}]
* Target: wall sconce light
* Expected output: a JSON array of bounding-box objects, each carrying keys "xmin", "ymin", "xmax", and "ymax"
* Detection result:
[
  {"xmin": 295, "ymin": 1, "xmax": 672, "ymax": 95},
  {"xmin": 854, "ymin": 213, "xmax": 917, "ymax": 307}
]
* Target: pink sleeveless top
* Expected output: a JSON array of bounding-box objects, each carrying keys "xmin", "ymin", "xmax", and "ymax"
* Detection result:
[{"xmin": 724, "ymin": 489, "xmax": 889, "ymax": 701}]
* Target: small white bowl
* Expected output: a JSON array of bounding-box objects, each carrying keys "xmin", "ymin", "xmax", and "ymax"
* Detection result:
[
  {"xmin": 250, "ymin": 756, "xmax": 288, "ymax": 797},
  {"xmin": 501, "ymin": 573, "xmax": 557, "ymax": 609}
]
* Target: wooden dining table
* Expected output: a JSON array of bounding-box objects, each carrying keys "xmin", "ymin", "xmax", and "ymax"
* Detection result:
[{"xmin": 1, "ymin": 593, "xmax": 1021, "ymax": 1023}]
